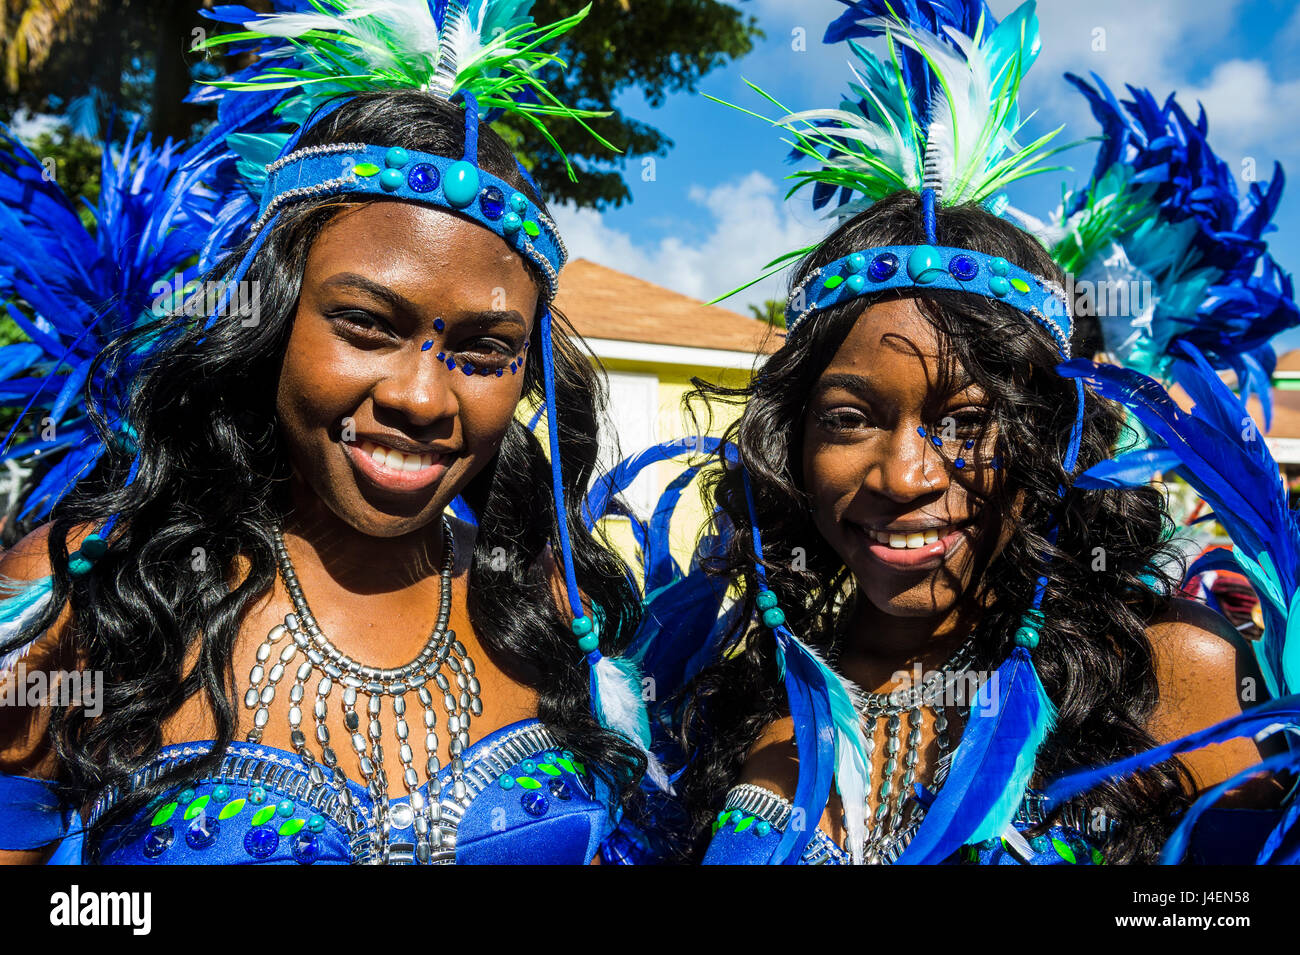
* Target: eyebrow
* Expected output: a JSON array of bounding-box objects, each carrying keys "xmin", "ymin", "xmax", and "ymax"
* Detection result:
[
  {"xmin": 815, "ymin": 372, "xmax": 877, "ymax": 401},
  {"xmin": 320, "ymin": 273, "xmax": 413, "ymax": 312},
  {"xmin": 319, "ymin": 274, "xmax": 528, "ymax": 332}
]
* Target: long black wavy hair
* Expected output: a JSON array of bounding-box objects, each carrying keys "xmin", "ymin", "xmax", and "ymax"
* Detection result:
[
  {"xmin": 673, "ymin": 191, "xmax": 1194, "ymax": 864},
  {"xmin": 16, "ymin": 90, "xmax": 646, "ymax": 849}
]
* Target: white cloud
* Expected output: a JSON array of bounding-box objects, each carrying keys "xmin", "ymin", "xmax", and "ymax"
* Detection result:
[{"xmin": 552, "ymin": 170, "xmax": 827, "ymax": 309}]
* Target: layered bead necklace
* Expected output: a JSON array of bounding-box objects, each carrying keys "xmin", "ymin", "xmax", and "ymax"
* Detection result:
[
  {"xmin": 854, "ymin": 634, "xmax": 979, "ymax": 864},
  {"xmin": 242, "ymin": 516, "xmax": 482, "ymax": 864}
]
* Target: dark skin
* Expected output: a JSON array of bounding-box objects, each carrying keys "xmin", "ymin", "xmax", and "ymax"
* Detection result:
[
  {"xmin": 739, "ymin": 297, "xmax": 1281, "ymax": 849},
  {"xmin": 0, "ymin": 199, "xmax": 579, "ymax": 862}
]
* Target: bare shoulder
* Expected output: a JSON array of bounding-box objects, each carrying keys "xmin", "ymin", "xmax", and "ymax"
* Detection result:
[
  {"xmin": 1144, "ymin": 595, "xmax": 1281, "ymax": 805},
  {"xmin": 0, "ymin": 522, "xmax": 94, "ymax": 780},
  {"xmin": 735, "ymin": 716, "xmax": 844, "ymax": 841}
]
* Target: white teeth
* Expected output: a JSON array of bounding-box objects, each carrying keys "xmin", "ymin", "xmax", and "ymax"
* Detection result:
[
  {"xmin": 868, "ymin": 526, "xmax": 950, "ymax": 549},
  {"xmin": 353, "ymin": 439, "xmax": 435, "ymax": 472}
]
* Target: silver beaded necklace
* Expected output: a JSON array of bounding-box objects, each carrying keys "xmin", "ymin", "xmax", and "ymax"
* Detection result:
[
  {"xmin": 854, "ymin": 634, "xmax": 979, "ymax": 864},
  {"xmin": 241, "ymin": 516, "xmax": 483, "ymax": 864}
]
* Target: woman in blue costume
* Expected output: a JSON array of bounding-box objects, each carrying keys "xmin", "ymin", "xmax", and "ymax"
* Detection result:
[
  {"xmin": 0, "ymin": 0, "xmax": 662, "ymax": 865},
  {"xmin": 663, "ymin": 1, "xmax": 1291, "ymax": 865}
]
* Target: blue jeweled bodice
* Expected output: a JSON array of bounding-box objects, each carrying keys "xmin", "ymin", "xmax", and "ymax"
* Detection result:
[
  {"xmin": 701, "ymin": 783, "xmax": 1105, "ymax": 865},
  {"xmin": 38, "ymin": 720, "xmax": 618, "ymax": 864}
]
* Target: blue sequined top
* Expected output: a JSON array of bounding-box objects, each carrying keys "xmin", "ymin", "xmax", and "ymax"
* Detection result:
[
  {"xmin": 0, "ymin": 719, "xmax": 625, "ymax": 865},
  {"xmin": 701, "ymin": 783, "xmax": 1107, "ymax": 865}
]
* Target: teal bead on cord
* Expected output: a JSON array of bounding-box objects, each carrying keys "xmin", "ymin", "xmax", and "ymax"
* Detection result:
[
  {"xmin": 761, "ymin": 607, "xmax": 785, "ymax": 629},
  {"xmin": 572, "ymin": 614, "xmax": 599, "ymax": 652},
  {"xmin": 1015, "ymin": 608, "xmax": 1046, "ymax": 649},
  {"xmin": 755, "ymin": 589, "xmax": 778, "ymax": 611}
]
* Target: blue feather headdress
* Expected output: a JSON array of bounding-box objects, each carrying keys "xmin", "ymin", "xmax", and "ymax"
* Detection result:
[
  {"xmin": 0, "ymin": 0, "xmax": 667, "ymax": 788},
  {"xmin": 1053, "ymin": 75, "xmax": 1297, "ymax": 425},
  {"xmin": 1048, "ymin": 346, "xmax": 1300, "ymax": 862}
]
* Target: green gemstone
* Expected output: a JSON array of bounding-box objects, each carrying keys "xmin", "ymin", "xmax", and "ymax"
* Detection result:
[
  {"xmin": 516, "ymin": 777, "xmax": 542, "ymax": 790},
  {"xmin": 353, "ymin": 163, "xmax": 381, "ymax": 177},
  {"xmin": 555, "ymin": 757, "xmax": 576, "ymax": 773},
  {"xmin": 523, "ymin": 220, "xmax": 541, "ymax": 238},
  {"xmin": 1091, "ymin": 848, "xmax": 1106, "ymax": 865},
  {"xmin": 150, "ymin": 802, "xmax": 177, "ymax": 827},
  {"xmin": 182, "ymin": 794, "xmax": 211, "ymax": 821},
  {"xmin": 1053, "ymin": 837, "xmax": 1077, "ymax": 864},
  {"xmin": 734, "ymin": 814, "xmax": 754, "ymax": 833},
  {"xmin": 279, "ymin": 818, "xmax": 306, "ymax": 837},
  {"xmin": 252, "ymin": 805, "xmax": 277, "ymax": 827},
  {"xmin": 218, "ymin": 798, "xmax": 246, "ymax": 821},
  {"xmin": 1010, "ymin": 277, "xmax": 1031, "ymax": 294},
  {"xmin": 539, "ymin": 764, "xmax": 562, "ymax": 777},
  {"xmin": 572, "ymin": 761, "xmax": 586, "ymax": 775},
  {"xmin": 823, "ymin": 275, "xmax": 844, "ymax": 290}
]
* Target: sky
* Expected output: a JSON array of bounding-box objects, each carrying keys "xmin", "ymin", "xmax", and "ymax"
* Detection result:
[{"xmin": 550, "ymin": 0, "xmax": 1300, "ymax": 350}]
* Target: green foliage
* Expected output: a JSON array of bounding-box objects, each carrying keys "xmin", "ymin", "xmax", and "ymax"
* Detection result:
[{"xmin": 748, "ymin": 299, "xmax": 786, "ymax": 329}]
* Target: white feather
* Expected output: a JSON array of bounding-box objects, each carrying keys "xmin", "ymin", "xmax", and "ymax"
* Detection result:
[{"xmin": 591, "ymin": 654, "xmax": 673, "ymax": 792}]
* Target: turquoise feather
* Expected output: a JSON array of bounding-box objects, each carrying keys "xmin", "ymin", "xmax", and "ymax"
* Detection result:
[{"xmin": 0, "ymin": 575, "xmax": 55, "ymax": 672}]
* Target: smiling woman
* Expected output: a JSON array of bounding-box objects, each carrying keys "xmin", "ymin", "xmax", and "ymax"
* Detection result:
[
  {"xmin": 671, "ymin": 190, "xmax": 1285, "ymax": 866},
  {"xmin": 0, "ymin": 2, "xmax": 655, "ymax": 865}
]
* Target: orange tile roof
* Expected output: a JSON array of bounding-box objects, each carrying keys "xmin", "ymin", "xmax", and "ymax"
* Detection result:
[{"xmin": 553, "ymin": 258, "xmax": 781, "ymax": 356}]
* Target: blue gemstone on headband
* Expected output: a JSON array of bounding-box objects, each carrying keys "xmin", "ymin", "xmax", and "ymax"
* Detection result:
[
  {"xmin": 907, "ymin": 246, "xmax": 944, "ymax": 284},
  {"xmin": 949, "ymin": 254, "xmax": 979, "ymax": 282},
  {"xmin": 989, "ymin": 256, "xmax": 1010, "ymax": 276},
  {"xmin": 433, "ymin": 318, "xmax": 445, "ymax": 332},
  {"xmin": 847, "ymin": 274, "xmax": 866, "ymax": 293},
  {"xmin": 502, "ymin": 212, "xmax": 522, "ymax": 235},
  {"xmin": 385, "ymin": 147, "xmax": 411, "ymax": 169},
  {"xmin": 848, "ymin": 252, "xmax": 867, "ymax": 272},
  {"xmin": 379, "ymin": 168, "xmax": 404, "ymax": 192},
  {"xmin": 509, "ymin": 192, "xmax": 529, "ymax": 213},
  {"xmin": 868, "ymin": 253, "xmax": 899, "ymax": 282},
  {"xmin": 443, "ymin": 161, "xmax": 480, "ymax": 208},
  {"xmin": 479, "ymin": 186, "xmax": 506, "ymax": 220},
  {"xmin": 989, "ymin": 275, "xmax": 1011, "ymax": 297},
  {"xmin": 408, "ymin": 163, "xmax": 439, "ymax": 193}
]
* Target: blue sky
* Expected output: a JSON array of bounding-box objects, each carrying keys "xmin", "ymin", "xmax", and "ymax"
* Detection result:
[{"xmin": 551, "ymin": 0, "xmax": 1300, "ymax": 352}]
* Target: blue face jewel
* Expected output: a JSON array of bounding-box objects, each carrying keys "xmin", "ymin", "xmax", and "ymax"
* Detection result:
[
  {"xmin": 509, "ymin": 361, "xmax": 517, "ymax": 373},
  {"xmin": 521, "ymin": 791, "xmax": 549, "ymax": 816},
  {"xmin": 142, "ymin": 825, "xmax": 174, "ymax": 859},
  {"xmin": 462, "ymin": 363, "xmax": 475, "ymax": 375},
  {"xmin": 954, "ymin": 458, "xmax": 966, "ymax": 469},
  {"xmin": 917, "ymin": 426, "xmax": 927, "ymax": 437},
  {"xmin": 495, "ymin": 368, "xmax": 504, "ymax": 377},
  {"xmin": 407, "ymin": 163, "xmax": 440, "ymax": 194},
  {"xmin": 949, "ymin": 254, "xmax": 979, "ymax": 282},
  {"xmin": 433, "ymin": 318, "xmax": 445, "ymax": 332},
  {"xmin": 446, "ymin": 358, "xmax": 456, "ymax": 370},
  {"xmin": 291, "ymin": 831, "xmax": 321, "ymax": 865},
  {"xmin": 479, "ymin": 186, "xmax": 506, "ymax": 221},
  {"xmin": 422, "ymin": 340, "xmax": 434, "ymax": 351},
  {"xmin": 964, "ymin": 439, "xmax": 975, "ymax": 450},
  {"xmin": 868, "ymin": 253, "xmax": 900, "ymax": 282},
  {"xmin": 185, "ymin": 816, "xmax": 219, "ymax": 850},
  {"xmin": 244, "ymin": 826, "xmax": 279, "ymax": 860},
  {"xmin": 436, "ymin": 352, "xmax": 446, "ymax": 361},
  {"xmin": 931, "ymin": 436, "xmax": 942, "ymax": 448}
]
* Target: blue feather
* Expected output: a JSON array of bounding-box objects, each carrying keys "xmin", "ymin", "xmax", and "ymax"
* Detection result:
[{"xmin": 896, "ymin": 645, "xmax": 1055, "ymax": 863}]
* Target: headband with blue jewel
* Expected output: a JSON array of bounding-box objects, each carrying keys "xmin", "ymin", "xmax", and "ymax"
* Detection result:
[
  {"xmin": 0, "ymin": 0, "xmax": 666, "ymax": 788},
  {"xmin": 705, "ymin": 0, "xmax": 1080, "ymax": 864}
]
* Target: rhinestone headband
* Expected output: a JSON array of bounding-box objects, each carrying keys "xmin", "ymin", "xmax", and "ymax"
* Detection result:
[
  {"xmin": 255, "ymin": 141, "xmax": 567, "ymax": 300},
  {"xmin": 786, "ymin": 244, "xmax": 1072, "ymax": 358}
]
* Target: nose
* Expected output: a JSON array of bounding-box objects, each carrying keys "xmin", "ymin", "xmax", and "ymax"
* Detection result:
[
  {"xmin": 370, "ymin": 345, "xmax": 459, "ymax": 429},
  {"xmin": 866, "ymin": 422, "xmax": 949, "ymax": 503}
]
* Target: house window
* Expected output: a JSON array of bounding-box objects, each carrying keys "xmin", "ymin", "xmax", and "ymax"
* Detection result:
[{"xmin": 599, "ymin": 370, "xmax": 660, "ymax": 520}]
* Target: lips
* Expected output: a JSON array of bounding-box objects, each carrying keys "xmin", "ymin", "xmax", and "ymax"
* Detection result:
[
  {"xmin": 849, "ymin": 521, "xmax": 968, "ymax": 571},
  {"xmin": 343, "ymin": 437, "xmax": 450, "ymax": 494}
]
